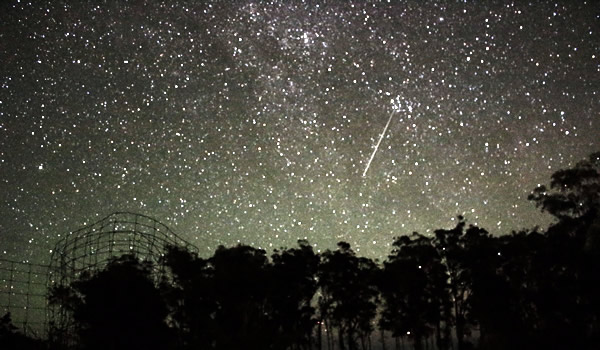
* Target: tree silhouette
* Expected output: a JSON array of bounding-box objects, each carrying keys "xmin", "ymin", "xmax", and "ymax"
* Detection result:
[
  {"xmin": 164, "ymin": 241, "xmax": 321, "ymax": 350},
  {"xmin": 526, "ymin": 151, "xmax": 600, "ymax": 348},
  {"xmin": 529, "ymin": 151, "xmax": 600, "ymax": 221},
  {"xmin": 32, "ymin": 152, "xmax": 599, "ymax": 349},
  {"xmin": 379, "ymin": 233, "xmax": 450, "ymax": 350},
  {"xmin": 433, "ymin": 217, "xmax": 471, "ymax": 350},
  {"xmin": 162, "ymin": 245, "xmax": 216, "ymax": 350},
  {"xmin": 317, "ymin": 242, "xmax": 379, "ymax": 350},
  {"xmin": 0, "ymin": 313, "xmax": 45, "ymax": 350},
  {"xmin": 460, "ymin": 225, "xmax": 521, "ymax": 349},
  {"xmin": 208, "ymin": 244, "xmax": 271, "ymax": 350},
  {"xmin": 494, "ymin": 230, "xmax": 545, "ymax": 346},
  {"xmin": 269, "ymin": 240, "xmax": 320, "ymax": 350},
  {"xmin": 49, "ymin": 254, "xmax": 173, "ymax": 350}
]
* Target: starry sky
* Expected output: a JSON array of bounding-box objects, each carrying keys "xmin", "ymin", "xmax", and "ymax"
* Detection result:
[{"xmin": 1, "ymin": 0, "xmax": 598, "ymax": 263}]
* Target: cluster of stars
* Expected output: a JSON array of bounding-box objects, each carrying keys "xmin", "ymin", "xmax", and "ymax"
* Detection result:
[{"xmin": 0, "ymin": 0, "xmax": 598, "ymax": 263}]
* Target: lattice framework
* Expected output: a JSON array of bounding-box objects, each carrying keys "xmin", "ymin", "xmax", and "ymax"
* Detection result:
[{"xmin": 1, "ymin": 212, "xmax": 198, "ymax": 341}]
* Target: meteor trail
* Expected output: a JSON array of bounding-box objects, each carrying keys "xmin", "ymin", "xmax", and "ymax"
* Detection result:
[{"xmin": 362, "ymin": 110, "xmax": 396, "ymax": 177}]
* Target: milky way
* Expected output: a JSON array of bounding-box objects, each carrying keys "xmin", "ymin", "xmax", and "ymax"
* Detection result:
[{"xmin": 1, "ymin": 1, "xmax": 598, "ymax": 263}]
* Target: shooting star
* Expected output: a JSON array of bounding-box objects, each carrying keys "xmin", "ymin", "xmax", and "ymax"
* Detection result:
[{"xmin": 362, "ymin": 109, "xmax": 396, "ymax": 177}]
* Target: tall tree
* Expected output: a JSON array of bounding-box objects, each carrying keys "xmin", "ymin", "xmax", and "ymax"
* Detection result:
[
  {"xmin": 493, "ymin": 230, "xmax": 552, "ymax": 347},
  {"xmin": 49, "ymin": 255, "xmax": 173, "ymax": 350},
  {"xmin": 318, "ymin": 242, "xmax": 379, "ymax": 350},
  {"xmin": 433, "ymin": 218, "xmax": 497, "ymax": 349},
  {"xmin": 460, "ymin": 225, "xmax": 519, "ymax": 349},
  {"xmin": 433, "ymin": 217, "xmax": 470, "ymax": 350},
  {"xmin": 269, "ymin": 240, "xmax": 320, "ymax": 350},
  {"xmin": 528, "ymin": 151, "xmax": 600, "ymax": 221},
  {"xmin": 164, "ymin": 241, "xmax": 320, "ymax": 350},
  {"xmin": 162, "ymin": 245, "xmax": 216, "ymax": 350},
  {"xmin": 526, "ymin": 151, "xmax": 600, "ymax": 348},
  {"xmin": 379, "ymin": 233, "xmax": 450, "ymax": 350},
  {"xmin": 209, "ymin": 244, "xmax": 271, "ymax": 350}
]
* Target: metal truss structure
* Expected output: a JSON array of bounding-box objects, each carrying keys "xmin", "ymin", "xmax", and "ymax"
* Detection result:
[
  {"xmin": 0, "ymin": 212, "xmax": 197, "ymax": 343},
  {"xmin": 0, "ymin": 258, "xmax": 48, "ymax": 337}
]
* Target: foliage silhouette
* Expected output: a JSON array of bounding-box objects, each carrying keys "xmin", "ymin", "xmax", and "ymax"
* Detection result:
[
  {"xmin": 525, "ymin": 152, "xmax": 600, "ymax": 348},
  {"xmin": 433, "ymin": 217, "xmax": 472, "ymax": 350},
  {"xmin": 209, "ymin": 244, "xmax": 271, "ymax": 350},
  {"xmin": 0, "ymin": 312, "xmax": 45, "ymax": 350},
  {"xmin": 163, "ymin": 240, "xmax": 319, "ymax": 350},
  {"xmin": 269, "ymin": 240, "xmax": 320, "ymax": 350},
  {"xmin": 460, "ymin": 226, "xmax": 520, "ymax": 349},
  {"xmin": 318, "ymin": 242, "xmax": 378, "ymax": 350},
  {"xmin": 529, "ymin": 151, "xmax": 600, "ymax": 221},
  {"xmin": 162, "ymin": 245, "xmax": 217, "ymax": 350},
  {"xmin": 49, "ymin": 254, "xmax": 173, "ymax": 350},
  {"xmin": 32, "ymin": 151, "xmax": 600, "ymax": 349},
  {"xmin": 379, "ymin": 232, "xmax": 451, "ymax": 350}
]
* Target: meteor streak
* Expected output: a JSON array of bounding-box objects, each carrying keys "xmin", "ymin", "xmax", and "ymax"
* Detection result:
[{"xmin": 362, "ymin": 110, "xmax": 395, "ymax": 177}]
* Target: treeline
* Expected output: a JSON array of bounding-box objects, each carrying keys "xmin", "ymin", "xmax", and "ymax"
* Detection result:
[{"xmin": 2, "ymin": 152, "xmax": 599, "ymax": 350}]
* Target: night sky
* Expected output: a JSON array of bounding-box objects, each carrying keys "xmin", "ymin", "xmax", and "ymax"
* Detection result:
[{"xmin": 1, "ymin": 1, "xmax": 598, "ymax": 264}]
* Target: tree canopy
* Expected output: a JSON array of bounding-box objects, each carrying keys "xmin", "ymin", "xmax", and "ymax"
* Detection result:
[{"xmin": 34, "ymin": 151, "xmax": 600, "ymax": 350}]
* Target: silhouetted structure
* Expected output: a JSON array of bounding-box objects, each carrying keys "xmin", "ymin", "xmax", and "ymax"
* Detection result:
[
  {"xmin": 0, "ymin": 259, "xmax": 49, "ymax": 337},
  {"xmin": 318, "ymin": 242, "xmax": 379, "ymax": 350},
  {"xmin": 162, "ymin": 240, "xmax": 320, "ymax": 350},
  {"xmin": 1, "ymin": 152, "xmax": 599, "ymax": 350},
  {"xmin": 0, "ymin": 312, "xmax": 45, "ymax": 350},
  {"xmin": 49, "ymin": 255, "xmax": 174, "ymax": 350},
  {"xmin": 46, "ymin": 212, "xmax": 197, "ymax": 347}
]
